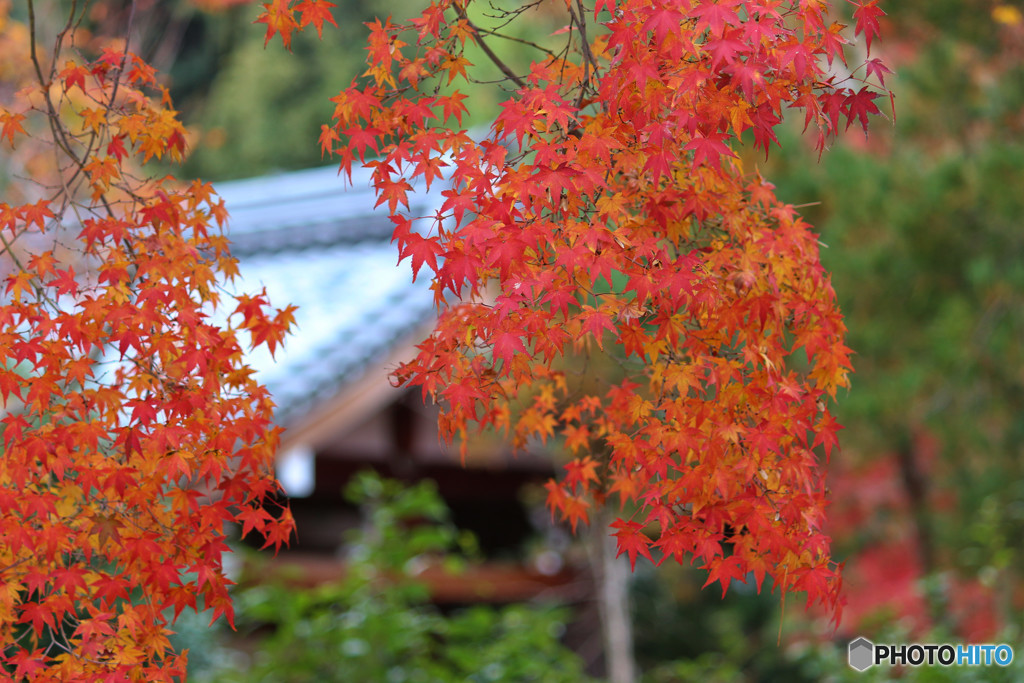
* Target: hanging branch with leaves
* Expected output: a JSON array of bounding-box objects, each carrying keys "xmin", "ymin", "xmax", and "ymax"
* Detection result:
[
  {"xmin": 0, "ymin": 1, "xmax": 295, "ymax": 679},
  {"xmin": 260, "ymin": 0, "xmax": 891, "ymax": 624}
]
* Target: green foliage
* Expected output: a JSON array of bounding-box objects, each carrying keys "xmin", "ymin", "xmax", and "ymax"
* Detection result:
[
  {"xmin": 632, "ymin": 564, "xmax": 772, "ymax": 675},
  {"xmin": 640, "ymin": 654, "xmax": 745, "ymax": 683},
  {"xmin": 178, "ymin": 15, "xmax": 366, "ymax": 180},
  {"xmin": 170, "ymin": 0, "xmax": 601, "ymax": 181},
  {"xmin": 193, "ymin": 472, "xmax": 590, "ymax": 682},
  {"xmin": 763, "ymin": 22, "xmax": 1024, "ymax": 629}
]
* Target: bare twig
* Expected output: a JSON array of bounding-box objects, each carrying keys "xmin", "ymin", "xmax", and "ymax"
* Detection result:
[{"xmin": 453, "ymin": 5, "xmax": 527, "ymax": 90}]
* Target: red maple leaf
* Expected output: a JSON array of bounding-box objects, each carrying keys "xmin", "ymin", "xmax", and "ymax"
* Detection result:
[
  {"xmin": 295, "ymin": 0, "xmax": 337, "ymax": 38},
  {"xmin": 685, "ymin": 132, "xmax": 735, "ymax": 169},
  {"xmin": 611, "ymin": 519, "xmax": 654, "ymax": 570},
  {"xmin": 852, "ymin": 0, "xmax": 885, "ymax": 55},
  {"xmin": 844, "ymin": 86, "xmax": 883, "ymax": 134},
  {"xmin": 702, "ymin": 555, "xmax": 747, "ymax": 597},
  {"xmin": 255, "ymin": 0, "xmax": 299, "ymax": 49},
  {"xmin": 398, "ymin": 231, "xmax": 443, "ymax": 281},
  {"xmin": 689, "ymin": 1, "xmax": 740, "ymax": 35}
]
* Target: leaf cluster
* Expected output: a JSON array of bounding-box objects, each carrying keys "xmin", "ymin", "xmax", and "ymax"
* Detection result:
[{"xmin": 0, "ymin": 2, "xmax": 295, "ymax": 678}]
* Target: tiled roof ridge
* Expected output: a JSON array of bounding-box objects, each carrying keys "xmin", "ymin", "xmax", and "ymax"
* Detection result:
[
  {"xmin": 227, "ymin": 214, "xmax": 395, "ymax": 256},
  {"xmin": 216, "ymin": 161, "xmax": 444, "ymax": 427},
  {"xmin": 271, "ymin": 282, "xmax": 436, "ymax": 425}
]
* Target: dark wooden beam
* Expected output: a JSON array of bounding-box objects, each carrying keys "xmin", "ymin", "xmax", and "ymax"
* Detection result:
[{"xmin": 250, "ymin": 553, "xmax": 590, "ymax": 605}]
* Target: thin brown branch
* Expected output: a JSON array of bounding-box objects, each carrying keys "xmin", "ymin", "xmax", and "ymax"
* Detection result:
[
  {"xmin": 481, "ymin": 28, "xmax": 557, "ymax": 58},
  {"xmin": 454, "ymin": 6, "xmax": 527, "ymax": 90},
  {"xmin": 569, "ymin": 0, "xmax": 598, "ymax": 110}
]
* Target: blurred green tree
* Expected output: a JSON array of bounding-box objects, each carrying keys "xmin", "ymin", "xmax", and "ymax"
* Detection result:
[{"xmin": 764, "ymin": 1, "xmax": 1024, "ymax": 640}]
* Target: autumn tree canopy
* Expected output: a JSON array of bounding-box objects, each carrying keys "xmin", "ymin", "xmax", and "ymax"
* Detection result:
[
  {"xmin": 262, "ymin": 0, "xmax": 890, "ymax": 625},
  {"xmin": 0, "ymin": 1, "xmax": 294, "ymax": 679}
]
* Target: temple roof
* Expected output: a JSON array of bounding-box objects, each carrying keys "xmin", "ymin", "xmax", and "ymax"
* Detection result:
[{"xmin": 215, "ymin": 163, "xmax": 442, "ymax": 428}]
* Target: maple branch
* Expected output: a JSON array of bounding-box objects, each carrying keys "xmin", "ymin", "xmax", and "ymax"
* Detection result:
[
  {"xmin": 567, "ymin": 0, "xmax": 598, "ymax": 113},
  {"xmin": 453, "ymin": 6, "xmax": 526, "ymax": 90},
  {"xmin": 481, "ymin": 0, "xmax": 548, "ymax": 31},
  {"xmin": 107, "ymin": 0, "xmax": 138, "ymax": 117},
  {"xmin": 28, "ymin": 0, "xmax": 87, "ymax": 167},
  {"xmin": 0, "ymin": 556, "xmax": 30, "ymax": 578},
  {"xmin": 0, "ymin": 227, "xmax": 64, "ymax": 310},
  {"xmin": 25, "ymin": 0, "xmax": 49, "ymax": 88},
  {"xmin": 0, "ymin": 231, "xmax": 28, "ymax": 274},
  {"xmin": 466, "ymin": 25, "xmax": 556, "ymax": 60}
]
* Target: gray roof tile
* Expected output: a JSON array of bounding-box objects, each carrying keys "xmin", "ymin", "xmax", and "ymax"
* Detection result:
[{"xmin": 214, "ymin": 164, "xmax": 442, "ymax": 425}]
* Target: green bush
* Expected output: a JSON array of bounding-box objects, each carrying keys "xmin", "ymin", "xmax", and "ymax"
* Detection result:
[{"xmin": 189, "ymin": 472, "xmax": 590, "ymax": 683}]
